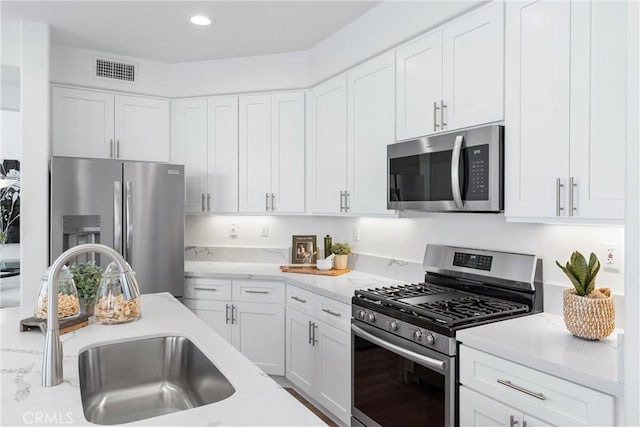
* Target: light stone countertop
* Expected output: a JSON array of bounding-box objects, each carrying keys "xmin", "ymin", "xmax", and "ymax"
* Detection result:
[
  {"xmin": 0, "ymin": 293, "xmax": 325, "ymax": 426},
  {"xmin": 457, "ymin": 312, "xmax": 624, "ymax": 396},
  {"xmin": 185, "ymin": 261, "xmax": 407, "ymax": 304}
]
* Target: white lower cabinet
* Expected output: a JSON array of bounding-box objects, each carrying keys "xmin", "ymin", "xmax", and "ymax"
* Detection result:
[
  {"xmin": 459, "ymin": 345, "xmax": 615, "ymax": 427},
  {"xmin": 183, "ymin": 278, "xmax": 285, "ymax": 375},
  {"xmin": 286, "ymin": 285, "xmax": 351, "ymax": 425}
]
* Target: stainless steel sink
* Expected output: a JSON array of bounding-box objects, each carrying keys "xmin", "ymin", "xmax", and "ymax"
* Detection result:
[{"xmin": 78, "ymin": 336, "xmax": 235, "ymax": 425}]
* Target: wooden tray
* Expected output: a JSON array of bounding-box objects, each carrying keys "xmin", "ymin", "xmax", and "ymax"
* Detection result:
[
  {"xmin": 280, "ymin": 265, "xmax": 350, "ymax": 276},
  {"xmin": 20, "ymin": 313, "xmax": 90, "ymax": 335}
]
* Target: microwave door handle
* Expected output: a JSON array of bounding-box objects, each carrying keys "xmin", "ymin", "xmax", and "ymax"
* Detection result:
[
  {"xmin": 113, "ymin": 181, "xmax": 122, "ymax": 253},
  {"xmin": 451, "ymin": 134, "xmax": 464, "ymax": 209},
  {"xmin": 351, "ymin": 324, "xmax": 446, "ymax": 374}
]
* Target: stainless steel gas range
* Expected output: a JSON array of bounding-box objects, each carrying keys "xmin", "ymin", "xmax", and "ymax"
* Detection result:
[{"xmin": 351, "ymin": 245, "xmax": 543, "ymax": 427}]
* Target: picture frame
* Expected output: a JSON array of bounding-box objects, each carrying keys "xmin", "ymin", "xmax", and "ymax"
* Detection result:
[{"xmin": 291, "ymin": 235, "xmax": 317, "ymax": 264}]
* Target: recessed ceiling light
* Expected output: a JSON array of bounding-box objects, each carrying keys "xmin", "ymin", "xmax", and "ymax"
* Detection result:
[{"xmin": 190, "ymin": 15, "xmax": 211, "ymax": 26}]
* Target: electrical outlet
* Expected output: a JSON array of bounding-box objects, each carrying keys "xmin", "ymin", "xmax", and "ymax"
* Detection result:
[
  {"xmin": 261, "ymin": 224, "xmax": 269, "ymax": 237},
  {"xmin": 353, "ymin": 226, "xmax": 360, "ymax": 242},
  {"xmin": 605, "ymin": 246, "xmax": 616, "ymax": 265},
  {"xmin": 229, "ymin": 223, "xmax": 238, "ymax": 238}
]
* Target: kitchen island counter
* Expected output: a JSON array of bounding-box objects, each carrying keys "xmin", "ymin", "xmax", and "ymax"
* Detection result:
[{"xmin": 0, "ymin": 293, "xmax": 325, "ymax": 426}]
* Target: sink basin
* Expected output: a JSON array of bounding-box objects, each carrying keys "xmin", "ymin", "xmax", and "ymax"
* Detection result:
[{"xmin": 78, "ymin": 336, "xmax": 235, "ymax": 425}]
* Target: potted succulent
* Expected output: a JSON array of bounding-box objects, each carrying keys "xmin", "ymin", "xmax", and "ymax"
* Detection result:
[
  {"xmin": 556, "ymin": 251, "xmax": 614, "ymax": 340},
  {"xmin": 69, "ymin": 262, "xmax": 103, "ymax": 315},
  {"xmin": 330, "ymin": 243, "xmax": 351, "ymax": 270}
]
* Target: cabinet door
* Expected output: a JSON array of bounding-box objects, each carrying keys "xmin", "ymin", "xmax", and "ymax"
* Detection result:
[
  {"xmin": 286, "ymin": 307, "xmax": 315, "ymax": 396},
  {"xmin": 174, "ymin": 99, "xmax": 208, "ymax": 213},
  {"xmin": 569, "ymin": 1, "xmax": 626, "ymax": 220},
  {"xmin": 306, "ymin": 74, "xmax": 348, "ymax": 213},
  {"xmin": 504, "ymin": 0, "xmax": 571, "ymax": 219},
  {"xmin": 184, "ymin": 300, "xmax": 232, "ymax": 343},
  {"xmin": 395, "ymin": 31, "xmax": 443, "ymax": 141},
  {"xmin": 114, "ymin": 95, "xmax": 170, "ymax": 162},
  {"xmin": 315, "ymin": 321, "xmax": 351, "ymax": 425},
  {"xmin": 239, "ymin": 95, "xmax": 272, "ymax": 213},
  {"xmin": 459, "ymin": 386, "xmax": 518, "ymax": 427},
  {"xmin": 347, "ymin": 51, "xmax": 395, "ymax": 214},
  {"xmin": 52, "ymin": 87, "xmax": 114, "ymax": 159},
  {"xmin": 232, "ymin": 302, "xmax": 284, "ymax": 376},
  {"xmin": 208, "ymin": 96, "xmax": 239, "ymax": 213},
  {"xmin": 271, "ymin": 92, "xmax": 305, "ymax": 213},
  {"xmin": 442, "ymin": 2, "xmax": 504, "ymax": 130}
]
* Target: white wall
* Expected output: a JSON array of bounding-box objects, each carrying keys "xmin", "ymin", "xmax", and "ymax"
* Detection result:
[
  {"xmin": 172, "ymin": 50, "xmax": 310, "ymax": 97},
  {"xmin": 1, "ymin": 21, "xmax": 21, "ymax": 67},
  {"xmin": 20, "ymin": 21, "xmax": 50, "ymax": 316},
  {"xmin": 308, "ymin": 1, "xmax": 482, "ymax": 84},
  {"xmin": 186, "ymin": 214, "xmax": 625, "ymax": 293},
  {"xmin": 50, "ymin": 45, "xmax": 173, "ymax": 97}
]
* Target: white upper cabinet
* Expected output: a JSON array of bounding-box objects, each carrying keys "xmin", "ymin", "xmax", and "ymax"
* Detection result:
[
  {"xmin": 306, "ymin": 74, "xmax": 349, "ymax": 214},
  {"xmin": 442, "ymin": 2, "xmax": 504, "ymax": 130},
  {"xmin": 239, "ymin": 92, "xmax": 305, "ymax": 213},
  {"xmin": 271, "ymin": 92, "xmax": 306, "ymax": 213},
  {"xmin": 208, "ymin": 96, "xmax": 239, "ymax": 213},
  {"xmin": 174, "ymin": 96, "xmax": 239, "ymax": 214},
  {"xmin": 395, "ymin": 2, "xmax": 504, "ymax": 141},
  {"xmin": 569, "ymin": 1, "xmax": 626, "ymax": 219},
  {"xmin": 174, "ymin": 98, "xmax": 208, "ymax": 213},
  {"xmin": 53, "ymin": 86, "xmax": 170, "ymax": 162},
  {"xmin": 239, "ymin": 94, "xmax": 272, "ymax": 213},
  {"xmin": 505, "ymin": 0, "xmax": 626, "ymax": 221},
  {"xmin": 347, "ymin": 51, "xmax": 395, "ymax": 215},
  {"xmin": 114, "ymin": 95, "xmax": 170, "ymax": 162},
  {"xmin": 52, "ymin": 87, "xmax": 115, "ymax": 159},
  {"xmin": 396, "ymin": 31, "xmax": 443, "ymax": 141}
]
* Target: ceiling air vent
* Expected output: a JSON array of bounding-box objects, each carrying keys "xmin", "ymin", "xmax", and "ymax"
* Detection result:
[{"xmin": 95, "ymin": 58, "xmax": 136, "ymax": 82}]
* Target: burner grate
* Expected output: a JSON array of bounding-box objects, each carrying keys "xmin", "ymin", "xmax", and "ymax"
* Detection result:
[
  {"xmin": 355, "ymin": 283, "xmax": 449, "ymax": 301},
  {"xmin": 413, "ymin": 296, "xmax": 529, "ymax": 326}
]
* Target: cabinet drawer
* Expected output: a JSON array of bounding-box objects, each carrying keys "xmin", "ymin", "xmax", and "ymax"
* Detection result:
[
  {"xmin": 459, "ymin": 345, "xmax": 614, "ymax": 426},
  {"xmin": 286, "ymin": 285, "xmax": 317, "ymax": 315},
  {"xmin": 232, "ymin": 280, "xmax": 285, "ymax": 303},
  {"xmin": 315, "ymin": 297, "xmax": 350, "ymax": 332},
  {"xmin": 184, "ymin": 277, "xmax": 232, "ymax": 300}
]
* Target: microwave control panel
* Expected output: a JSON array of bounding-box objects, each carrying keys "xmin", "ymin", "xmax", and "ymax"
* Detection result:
[{"xmin": 466, "ymin": 144, "xmax": 489, "ymax": 200}]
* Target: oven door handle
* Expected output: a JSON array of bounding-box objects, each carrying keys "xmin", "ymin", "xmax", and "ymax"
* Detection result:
[
  {"xmin": 451, "ymin": 134, "xmax": 464, "ymax": 209},
  {"xmin": 351, "ymin": 324, "xmax": 447, "ymax": 374}
]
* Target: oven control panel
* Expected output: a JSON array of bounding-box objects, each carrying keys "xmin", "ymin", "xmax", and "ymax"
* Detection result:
[
  {"xmin": 352, "ymin": 307, "xmax": 455, "ymax": 356},
  {"xmin": 453, "ymin": 251, "xmax": 493, "ymax": 271}
]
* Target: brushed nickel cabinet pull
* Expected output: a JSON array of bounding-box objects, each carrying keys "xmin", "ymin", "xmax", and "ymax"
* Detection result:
[
  {"xmin": 270, "ymin": 193, "xmax": 276, "ymax": 212},
  {"xmin": 225, "ymin": 304, "xmax": 230, "ymax": 324},
  {"xmin": 556, "ymin": 178, "xmax": 565, "ymax": 216},
  {"xmin": 497, "ymin": 379, "xmax": 546, "ymax": 400},
  {"xmin": 312, "ymin": 322, "xmax": 318, "ymax": 346},
  {"xmin": 344, "ymin": 191, "xmax": 350, "ymax": 212},
  {"xmin": 339, "ymin": 190, "xmax": 345, "ymax": 212},
  {"xmin": 201, "ymin": 193, "xmax": 205, "ymax": 212},
  {"xmin": 245, "ymin": 290, "xmax": 269, "ymax": 294},
  {"xmin": 322, "ymin": 308, "xmax": 342, "ymax": 317},
  {"xmin": 265, "ymin": 193, "xmax": 270, "ymax": 212},
  {"xmin": 194, "ymin": 287, "xmax": 218, "ymax": 292},
  {"xmin": 207, "ymin": 193, "xmax": 211, "ymax": 212},
  {"xmin": 433, "ymin": 101, "xmax": 440, "ymax": 132},
  {"xmin": 110, "ymin": 139, "xmax": 114, "ymax": 158},
  {"xmin": 440, "ymin": 100, "xmax": 447, "ymax": 129},
  {"xmin": 116, "ymin": 140, "xmax": 120, "ymax": 158},
  {"xmin": 509, "ymin": 415, "xmax": 519, "ymax": 427},
  {"xmin": 308, "ymin": 320, "xmax": 313, "ymax": 345},
  {"xmin": 569, "ymin": 176, "xmax": 577, "ymax": 216},
  {"xmin": 291, "ymin": 296, "xmax": 307, "ymax": 303}
]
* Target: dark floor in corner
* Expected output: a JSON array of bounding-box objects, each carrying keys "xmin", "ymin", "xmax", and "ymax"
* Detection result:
[{"xmin": 285, "ymin": 387, "xmax": 339, "ymax": 427}]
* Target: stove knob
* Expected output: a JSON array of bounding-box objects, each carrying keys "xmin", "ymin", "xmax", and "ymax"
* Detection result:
[
  {"xmin": 413, "ymin": 330, "xmax": 423, "ymax": 342},
  {"xmin": 358, "ymin": 310, "xmax": 366, "ymax": 320},
  {"xmin": 367, "ymin": 313, "xmax": 376, "ymax": 323},
  {"xmin": 389, "ymin": 320, "xmax": 398, "ymax": 332},
  {"xmin": 425, "ymin": 333, "xmax": 435, "ymax": 345}
]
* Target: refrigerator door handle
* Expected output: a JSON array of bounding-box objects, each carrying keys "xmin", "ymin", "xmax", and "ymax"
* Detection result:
[
  {"xmin": 113, "ymin": 181, "xmax": 122, "ymax": 253},
  {"xmin": 125, "ymin": 181, "xmax": 133, "ymax": 264}
]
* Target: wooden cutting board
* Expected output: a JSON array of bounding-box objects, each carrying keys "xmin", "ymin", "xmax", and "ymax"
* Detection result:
[
  {"xmin": 20, "ymin": 313, "xmax": 90, "ymax": 335},
  {"xmin": 279, "ymin": 265, "xmax": 350, "ymax": 276}
]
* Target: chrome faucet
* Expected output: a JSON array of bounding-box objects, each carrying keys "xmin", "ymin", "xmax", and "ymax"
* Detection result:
[{"xmin": 42, "ymin": 243, "xmax": 140, "ymax": 387}]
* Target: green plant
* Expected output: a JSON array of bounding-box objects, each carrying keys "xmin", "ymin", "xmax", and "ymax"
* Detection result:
[
  {"xmin": 69, "ymin": 262, "xmax": 103, "ymax": 306},
  {"xmin": 330, "ymin": 243, "xmax": 351, "ymax": 255},
  {"xmin": 556, "ymin": 251, "xmax": 601, "ymax": 297}
]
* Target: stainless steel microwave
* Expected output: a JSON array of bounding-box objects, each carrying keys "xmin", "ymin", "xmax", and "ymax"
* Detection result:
[{"xmin": 387, "ymin": 124, "xmax": 504, "ymax": 212}]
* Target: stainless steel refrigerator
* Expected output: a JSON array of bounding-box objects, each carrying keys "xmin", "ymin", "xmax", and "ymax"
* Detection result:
[{"xmin": 50, "ymin": 157, "xmax": 184, "ymax": 297}]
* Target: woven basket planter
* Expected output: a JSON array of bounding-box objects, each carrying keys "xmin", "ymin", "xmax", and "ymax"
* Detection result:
[{"xmin": 563, "ymin": 288, "xmax": 615, "ymax": 340}]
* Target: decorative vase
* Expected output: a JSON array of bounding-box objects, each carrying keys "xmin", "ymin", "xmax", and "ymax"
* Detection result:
[
  {"xmin": 333, "ymin": 254, "xmax": 348, "ymax": 270},
  {"xmin": 563, "ymin": 288, "xmax": 615, "ymax": 340}
]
